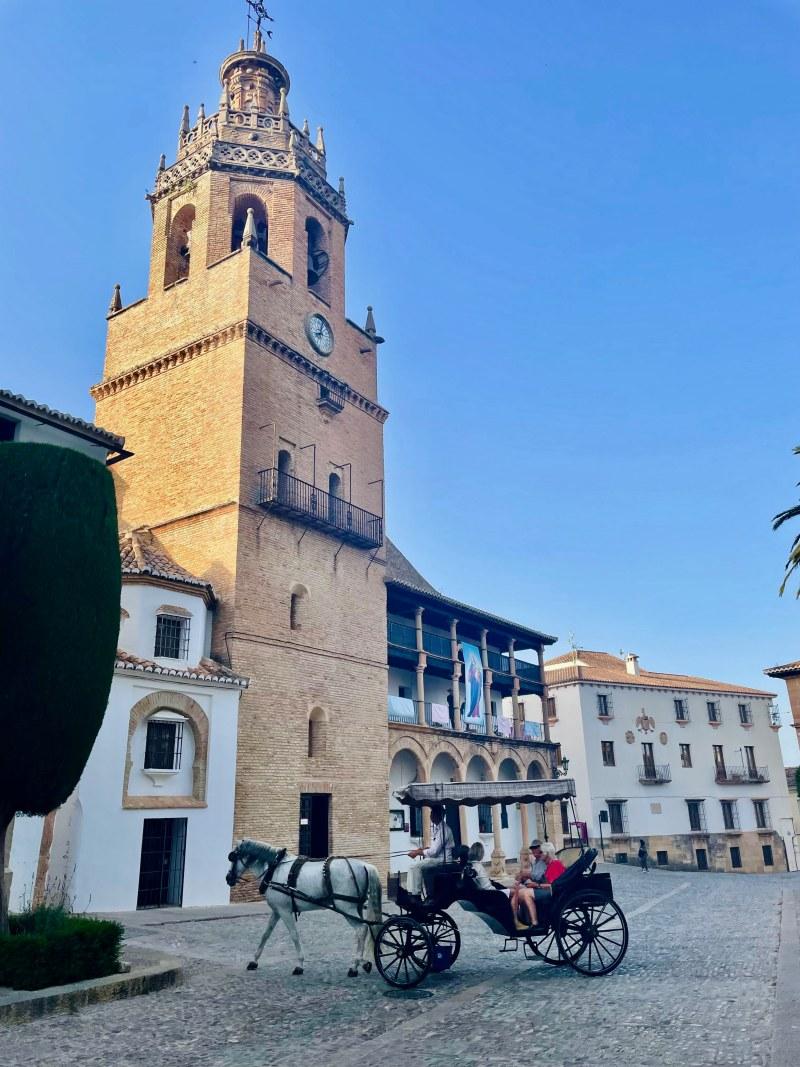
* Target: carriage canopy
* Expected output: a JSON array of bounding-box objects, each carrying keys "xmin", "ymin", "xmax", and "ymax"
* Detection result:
[{"xmin": 394, "ymin": 777, "xmax": 576, "ymax": 808}]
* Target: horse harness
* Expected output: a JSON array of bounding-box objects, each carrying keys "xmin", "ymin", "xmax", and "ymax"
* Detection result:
[{"xmin": 261, "ymin": 854, "xmax": 369, "ymax": 919}]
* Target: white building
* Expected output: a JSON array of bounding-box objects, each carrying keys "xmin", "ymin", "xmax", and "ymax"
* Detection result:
[
  {"xmin": 536, "ymin": 650, "xmax": 797, "ymax": 874},
  {"xmin": 9, "ymin": 528, "xmax": 247, "ymax": 912},
  {"xmin": 0, "ymin": 388, "xmax": 130, "ymax": 464}
]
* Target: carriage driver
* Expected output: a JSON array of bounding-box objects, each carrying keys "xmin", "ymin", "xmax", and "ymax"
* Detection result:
[{"xmin": 406, "ymin": 805, "xmax": 455, "ymax": 900}]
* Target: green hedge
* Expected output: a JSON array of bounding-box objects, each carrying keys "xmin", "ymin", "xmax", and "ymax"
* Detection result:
[{"xmin": 0, "ymin": 909, "xmax": 123, "ymax": 990}]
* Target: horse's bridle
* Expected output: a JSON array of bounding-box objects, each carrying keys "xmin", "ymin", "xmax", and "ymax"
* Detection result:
[{"xmin": 226, "ymin": 848, "xmax": 244, "ymax": 887}]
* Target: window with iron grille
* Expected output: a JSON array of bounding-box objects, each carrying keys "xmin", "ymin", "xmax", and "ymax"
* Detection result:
[
  {"xmin": 730, "ymin": 846, "xmax": 742, "ymax": 869},
  {"xmin": 707, "ymin": 701, "xmax": 721, "ymax": 723},
  {"xmin": 601, "ymin": 740, "xmax": 615, "ymax": 767},
  {"xmin": 657, "ymin": 850, "xmax": 668, "ymax": 866},
  {"xmin": 409, "ymin": 805, "xmax": 422, "ymax": 838},
  {"xmin": 721, "ymin": 799, "xmax": 740, "ymax": 831},
  {"xmin": 753, "ymin": 799, "xmax": 770, "ymax": 830},
  {"xmin": 546, "ymin": 696, "xmax": 557, "ymax": 719},
  {"xmin": 762, "ymin": 844, "xmax": 774, "ymax": 867},
  {"xmin": 686, "ymin": 799, "xmax": 707, "ymax": 832},
  {"xmin": 560, "ymin": 801, "xmax": 570, "ymax": 835},
  {"xmin": 738, "ymin": 703, "xmax": 752, "ymax": 725},
  {"xmin": 597, "ymin": 693, "xmax": 612, "ymax": 717},
  {"xmin": 607, "ymin": 800, "xmax": 628, "ymax": 836},
  {"xmin": 144, "ymin": 719, "xmax": 184, "ymax": 770},
  {"xmin": 154, "ymin": 614, "xmax": 190, "ymax": 659},
  {"xmin": 478, "ymin": 804, "xmax": 493, "ymax": 834},
  {"xmin": 680, "ymin": 743, "xmax": 692, "ymax": 768},
  {"xmin": 674, "ymin": 698, "xmax": 689, "ymax": 722}
]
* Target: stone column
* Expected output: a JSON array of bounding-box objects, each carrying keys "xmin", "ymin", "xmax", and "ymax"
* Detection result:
[
  {"xmin": 415, "ymin": 606, "xmax": 426, "ymax": 726},
  {"xmin": 537, "ymin": 645, "xmax": 551, "ymax": 743},
  {"xmin": 490, "ymin": 805, "xmax": 506, "ymax": 876},
  {"xmin": 450, "ymin": 619, "xmax": 462, "ymax": 731},
  {"xmin": 508, "ymin": 639, "xmax": 521, "ymax": 738},
  {"xmin": 480, "ymin": 629, "xmax": 494, "ymax": 734},
  {"xmin": 519, "ymin": 803, "xmax": 531, "ymax": 866}
]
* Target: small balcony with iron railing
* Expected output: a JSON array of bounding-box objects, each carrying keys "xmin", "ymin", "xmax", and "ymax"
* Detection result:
[
  {"xmin": 256, "ymin": 469, "xmax": 383, "ymax": 549},
  {"xmin": 638, "ymin": 764, "xmax": 671, "ymax": 785},
  {"xmin": 715, "ymin": 765, "xmax": 770, "ymax": 785}
]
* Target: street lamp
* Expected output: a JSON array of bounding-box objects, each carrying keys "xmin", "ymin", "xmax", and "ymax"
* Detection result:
[{"xmin": 554, "ymin": 755, "xmax": 570, "ymax": 777}]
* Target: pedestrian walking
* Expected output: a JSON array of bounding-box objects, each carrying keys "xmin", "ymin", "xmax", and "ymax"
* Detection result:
[{"xmin": 638, "ymin": 838, "xmax": 649, "ymax": 872}]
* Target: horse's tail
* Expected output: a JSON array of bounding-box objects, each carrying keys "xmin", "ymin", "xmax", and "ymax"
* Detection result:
[{"xmin": 365, "ymin": 863, "xmax": 383, "ymax": 957}]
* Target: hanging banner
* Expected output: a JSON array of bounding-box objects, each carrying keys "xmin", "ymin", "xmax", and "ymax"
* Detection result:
[{"xmin": 460, "ymin": 642, "xmax": 485, "ymax": 727}]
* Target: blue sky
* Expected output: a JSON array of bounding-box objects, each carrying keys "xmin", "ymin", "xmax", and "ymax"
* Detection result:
[{"xmin": 1, "ymin": 1, "xmax": 799, "ymax": 761}]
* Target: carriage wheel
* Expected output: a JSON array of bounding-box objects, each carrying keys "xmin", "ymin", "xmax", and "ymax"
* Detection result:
[
  {"xmin": 555, "ymin": 892, "xmax": 628, "ymax": 977},
  {"xmin": 421, "ymin": 910, "xmax": 461, "ymax": 970},
  {"xmin": 375, "ymin": 917, "xmax": 433, "ymax": 988},
  {"xmin": 527, "ymin": 927, "xmax": 566, "ymax": 966}
]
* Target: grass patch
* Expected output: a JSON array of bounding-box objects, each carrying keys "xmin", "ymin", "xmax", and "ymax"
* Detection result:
[{"xmin": 0, "ymin": 908, "xmax": 123, "ymax": 990}]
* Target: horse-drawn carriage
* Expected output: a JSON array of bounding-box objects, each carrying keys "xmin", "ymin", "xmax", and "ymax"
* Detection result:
[
  {"xmin": 374, "ymin": 778, "xmax": 629, "ymax": 987},
  {"xmin": 225, "ymin": 777, "xmax": 628, "ymax": 987}
]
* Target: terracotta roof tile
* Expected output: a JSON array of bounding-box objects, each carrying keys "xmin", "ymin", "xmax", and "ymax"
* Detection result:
[
  {"xmin": 115, "ymin": 648, "xmax": 249, "ymax": 687},
  {"xmin": 120, "ymin": 527, "xmax": 214, "ymax": 599},
  {"xmin": 764, "ymin": 660, "xmax": 800, "ymax": 678},
  {"xmin": 0, "ymin": 388, "xmax": 125, "ymax": 450},
  {"xmin": 545, "ymin": 649, "xmax": 775, "ymax": 698}
]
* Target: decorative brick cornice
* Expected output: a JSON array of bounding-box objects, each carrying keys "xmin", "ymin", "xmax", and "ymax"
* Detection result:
[{"xmin": 92, "ymin": 319, "xmax": 389, "ymax": 424}]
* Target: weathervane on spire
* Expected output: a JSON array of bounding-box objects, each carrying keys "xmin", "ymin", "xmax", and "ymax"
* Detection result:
[{"xmin": 246, "ymin": 1, "xmax": 274, "ymax": 44}]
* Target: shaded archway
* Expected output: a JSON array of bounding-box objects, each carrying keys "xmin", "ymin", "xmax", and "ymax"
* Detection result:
[
  {"xmin": 231, "ymin": 194, "xmax": 268, "ymax": 254},
  {"xmin": 164, "ymin": 204, "xmax": 195, "ymax": 287}
]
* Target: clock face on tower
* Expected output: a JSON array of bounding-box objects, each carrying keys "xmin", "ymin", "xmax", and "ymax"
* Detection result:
[{"xmin": 305, "ymin": 313, "xmax": 334, "ymax": 356}]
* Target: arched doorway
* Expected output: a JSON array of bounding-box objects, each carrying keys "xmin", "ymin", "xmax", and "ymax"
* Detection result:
[
  {"xmin": 464, "ymin": 754, "xmax": 492, "ymax": 849},
  {"xmin": 430, "ymin": 751, "xmax": 461, "ymax": 849},
  {"xmin": 389, "ymin": 749, "xmax": 424, "ymax": 875}
]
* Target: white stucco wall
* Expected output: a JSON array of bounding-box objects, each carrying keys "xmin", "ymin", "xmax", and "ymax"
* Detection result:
[
  {"xmin": 546, "ymin": 681, "xmax": 797, "ymax": 868},
  {"xmin": 6, "ymin": 409, "xmax": 111, "ymax": 463},
  {"xmin": 120, "ymin": 583, "xmax": 210, "ymax": 666}
]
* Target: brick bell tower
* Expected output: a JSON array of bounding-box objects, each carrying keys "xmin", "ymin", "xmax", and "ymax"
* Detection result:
[{"xmin": 92, "ymin": 27, "xmax": 390, "ymax": 865}]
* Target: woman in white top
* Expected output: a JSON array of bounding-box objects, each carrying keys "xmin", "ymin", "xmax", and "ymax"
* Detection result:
[{"xmin": 467, "ymin": 841, "xmax": 493, "ymax": 890}]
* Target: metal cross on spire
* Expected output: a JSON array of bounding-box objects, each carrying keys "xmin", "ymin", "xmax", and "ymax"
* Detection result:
[{"xmin": 246, "ymin": 1, "xmax": 274, "ymax": 43}]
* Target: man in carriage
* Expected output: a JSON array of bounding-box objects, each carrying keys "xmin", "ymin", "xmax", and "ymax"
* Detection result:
[{"xmin": 405, "ymin": 804, "xmax": 455, "ymax": 901}]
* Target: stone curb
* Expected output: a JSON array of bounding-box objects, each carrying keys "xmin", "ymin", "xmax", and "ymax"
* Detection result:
[
  {"xmin": 0, "ymin": 956, "xmax": 183, "ymax": 1026},
  {"xmin": 772, "ymin": 884, "xmax": 800, "ymax": 1067}
]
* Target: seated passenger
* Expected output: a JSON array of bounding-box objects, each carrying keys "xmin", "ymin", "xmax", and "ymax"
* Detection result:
[
  {"xmin": 466, "ymin": 841, "xmax": 493, "ymax": 890},
  {"xmin": 517, "ymin": 841, "xmax": 566, "ymax": 927},
  {"xmin": 406, "ymin": 804, "xmax": 455, "ymax": 900},
  {"xmin": 510, "ymin": 839, "xmax": 547, "ymax": 915}
]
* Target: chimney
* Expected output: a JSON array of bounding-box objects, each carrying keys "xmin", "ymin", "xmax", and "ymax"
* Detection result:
[{"xmin": 625, "ymin": 653, "xmax": 640, "ymax": 676}]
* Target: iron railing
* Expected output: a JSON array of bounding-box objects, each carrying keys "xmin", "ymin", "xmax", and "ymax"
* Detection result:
[
  {"xmin": 317, "ymin": 381, "xmax": 346, "ymax": 413},
  {"xmin": 638, "ymin": 764, "xmax": 671, "ymax": 784},
  {"xmin": 716, "ymin": 765, "xmax": 770, "ymax": 785},
  {"xmin": 257, "ymin": 468, "xmax": 383, "ymax": 549},
  {"xmin": 686, "ymin": 801, "xmax": 708, "ymax": 832}
]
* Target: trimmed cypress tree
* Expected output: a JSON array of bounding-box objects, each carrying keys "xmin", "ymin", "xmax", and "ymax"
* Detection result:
[{"xmin": 0, "ymin": 444, "xmax": 120, "ymax": 933}]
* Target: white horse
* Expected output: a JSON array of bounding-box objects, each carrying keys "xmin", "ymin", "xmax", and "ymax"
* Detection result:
[{"xmin": 226, "ymin": 840, "xmax": 383, "ymax": 977}]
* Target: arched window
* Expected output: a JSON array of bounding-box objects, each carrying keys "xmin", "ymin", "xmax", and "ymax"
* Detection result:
[
  {"xmin": 305, "ymin": 217, "xmax": 329, "ymax": 300},
  {"xmin": 164, "ymin": 204, "xmax": 195, "ymax": 287},
  {"xmin": 308, "ymin": 707, "xmax": 327, "ymax": 758},
  {"xmin": 231, "ymin": 194, "xmax": 268, "ymax": 255},
  {"xmin": 290, "ymin": 584, "xmax": 308, "ymax": 631}
]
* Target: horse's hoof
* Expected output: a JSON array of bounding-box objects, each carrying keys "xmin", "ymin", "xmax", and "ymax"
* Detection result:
[
  {"xmin": 347, "ymin": 967, "xmax": 358, "ymax": 978},
  {"xmin": 292, "ymin": 966, "xmax": 304, "ymax": 976},
  {"xmin": 362, "ymin": 962, "xmax": 372, "ymax": 974},
  {"xmin": 246, "ymin": 961, "xmax": 258, "ymax": 971}
]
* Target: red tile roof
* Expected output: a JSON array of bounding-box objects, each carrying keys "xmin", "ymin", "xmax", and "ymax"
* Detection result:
[
  {"xmin": 115, "ymin": 648, "xmax": 248, "ymax": 688},
  {"xmin": 764, "ymin": 660, "xmax": 800, "ymax": 678},
  {"xmin": 545, "ymin": 649, "xmax": 774, "ymax": 698},
  {"xmin": 120, "ymin": 528, "xmax": 214, "ymax": 601}
]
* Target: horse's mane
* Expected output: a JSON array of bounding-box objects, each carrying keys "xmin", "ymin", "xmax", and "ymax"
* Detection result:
[{"xmin": 238, "ymin": 838, "xmax": 282, "ymax": 864}]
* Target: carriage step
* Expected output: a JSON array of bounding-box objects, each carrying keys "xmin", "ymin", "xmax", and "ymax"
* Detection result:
[{"xmin": 500, "ymin": 938, "xmax": 519, "ymax": 953}]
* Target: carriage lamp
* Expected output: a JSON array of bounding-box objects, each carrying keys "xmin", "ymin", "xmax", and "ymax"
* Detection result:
[{"xmin": 555, "ymin": 755, "xmax": 570, "ymax": 777}]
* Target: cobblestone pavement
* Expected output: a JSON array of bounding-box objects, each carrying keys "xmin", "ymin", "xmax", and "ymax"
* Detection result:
[{"xmin": 2, "ymin": 864, "xmax": 798, "ymax": 1067}]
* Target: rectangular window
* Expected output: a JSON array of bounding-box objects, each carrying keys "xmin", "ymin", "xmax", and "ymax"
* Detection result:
[
  {"xmin": 744, "ymin": 746, "xmax": 757, "ymax": 777},
  {"xmin": 738, "ymin": 703, "xmax": 752, "ymax": 725},
  {"xmin": 601, "ymin": 740, "xmax": 615, "ymax": 767},
  {"xmin": 409, "ymin": 805, "xmax": 422, "ymax": 838},
  {"xmin": 762, "ymin": 844, "xmax": 774, "ymax": 867},
  {"xmin": 546, "ymin": 696, "xmax": 557, "ymax": 720},
  {"xmin": 707, "ymin": 701, "xmax": 721, "ymax": 723},
  {"xmin": 753, "ymin": 799, "xmax": 770, "ymax": 830},
  {"xmin": 696, "ymin": 848, "xmax": 708, "ymax": 870},
  {"xmin": 730, "ymin": 846, "xmax": 742, "ymax": 869},
  {"xmin": 687, "ymin": 799, "xmax": 706, "ymax": 832},
  {"xmin": 144, "ymin": 719, "xmax": 184, "ymax": 771},
  {"xmin": 398, "ymin": 685, "xmax": 411, "ymax": 699},
  {"xmin": 641, "ymin": 742, "xmax": 656, "ymax": 778},
  {"xmin": 560, "ymin": 801, "xmax": 570, "ymax": 835},
  {"xmin": 713, "ymin": 745, "xmax": 726, "ymax": 779},
  {"xmin": 674, "ymin": 698, "xmax": 688, "ymax": 722},
  {"xmin": 0, "ymin": 416, "xmax": 18, "ymax": 441},
  {"xmin": 680, "ymin": 743, "xmax": 692, "ymax": 768},
  {"xmin": 478, "ymin": 804, "xmax": 492, "ymax": 834},
  {"xmin": 500, "ymin": 804, "xmax": 509, "ymax": 830},
  {"xmin": 607, "ymin": 800, "xmax": 627, "ymax": 836},
  {"xmin": 154, "ymin": 614, "xmax": 190, "ymax": 659},
  {"xmin": 615, "ymin": 853, "xmax": 628, "ymax": 864},
  {"xmin": 656, "ymin": 850, "xmax": 668, "ymax": 866},
  {"xmin": 721, "ymin": 800, "xmax": 739, "ymax": 831},
  {"xmin": 597, "ymin": 694, "xmax": 610, "ymax": 717}
]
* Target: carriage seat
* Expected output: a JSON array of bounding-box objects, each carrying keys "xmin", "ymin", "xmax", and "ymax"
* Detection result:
[{"xmin": 549, "ymin": 848, "xmax": 598, "ymax": 898}]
